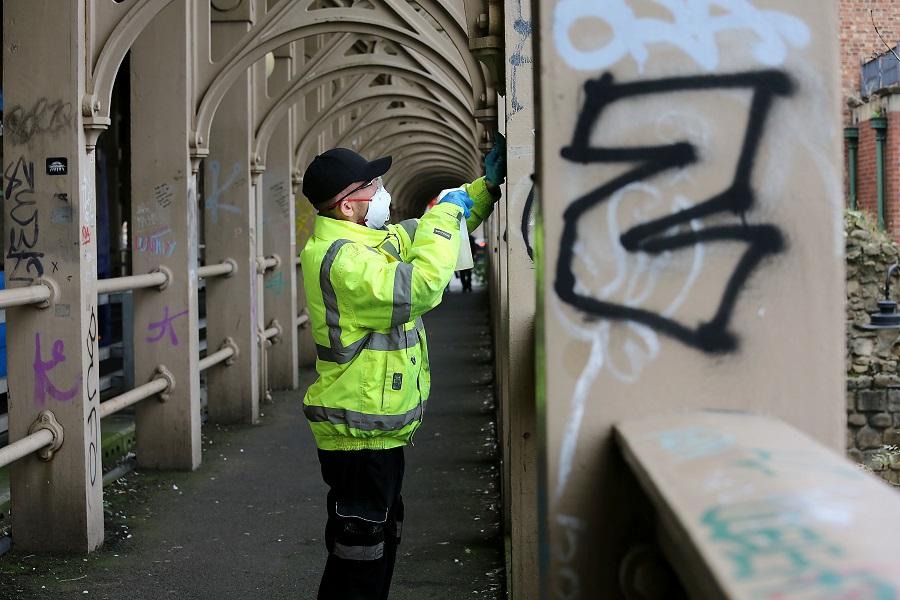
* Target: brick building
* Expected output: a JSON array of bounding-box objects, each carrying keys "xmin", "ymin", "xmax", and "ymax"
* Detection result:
[{"xmin": 841, "ymin": 0, "xmax": 900, "ymax": 236}]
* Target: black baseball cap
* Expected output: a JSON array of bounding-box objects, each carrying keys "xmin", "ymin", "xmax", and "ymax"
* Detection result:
[{"xmin": 302, "ymin": 148, "xmax": 392, "ymax": 209}]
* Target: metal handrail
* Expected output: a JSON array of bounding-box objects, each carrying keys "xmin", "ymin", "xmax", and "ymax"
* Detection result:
[
  {"xmin": 99, "ymin": 367, "xmax": 174, "ymax": 420},
  {"xmin": 0, "ymin": 410, "xmax": 63, "ymax": 467},
  {"xmin": 0, "ymin": 428, "xmax": 53, "ymax": 469},
  {"xmin": 199, "ymin": 346, "xmax": 235, "ymax": 372},
  {"xmin": 262, "ymin": 325, "xmax": 280, "ymax": 342},
  {"xmin": 97, "ymin": 269, "xmax": 169, "ymax": 295},
  {"xmin": 198, "ymin": 259, "xmax": 236, "ymax": 279},
  {"xmin": 296, "ymin": 313, "xmax": 310, "ymax": 328},
  {"xmin": 257, "ymin": 254, "xmax": 281, "ymax": 274},
  {"xmin": 0, "ymin": 283, "xmax": 53, "ymax": 310}
]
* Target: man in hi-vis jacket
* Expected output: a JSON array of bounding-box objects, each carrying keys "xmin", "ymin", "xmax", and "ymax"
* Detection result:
[{"xmin": 299, "ymin": 140, "xmax": 505, "ymax": 600}]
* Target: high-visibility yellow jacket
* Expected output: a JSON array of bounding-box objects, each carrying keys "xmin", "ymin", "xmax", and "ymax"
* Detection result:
[{"xmin": 300, "ymin": 177, "xmax": 497, "ymax": 450}]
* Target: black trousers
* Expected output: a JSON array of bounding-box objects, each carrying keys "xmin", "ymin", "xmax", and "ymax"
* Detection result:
[
  {"xmin": 317, "ymin": 447, "xmax": 405, "ymax": 600},
  {"xmin": 459, "ymin": 269, "xmax": 472, "ymax": 291}
]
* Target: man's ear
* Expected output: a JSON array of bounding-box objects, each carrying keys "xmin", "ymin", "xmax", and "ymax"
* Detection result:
[{"xmin": 339, "ymin": 200, "xmax": 355, "ymax": 219}]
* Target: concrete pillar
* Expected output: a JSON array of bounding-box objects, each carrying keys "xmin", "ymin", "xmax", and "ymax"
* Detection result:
[
  {"xmin": 294, "ymin": 40, "xmax": 322, "ymax": 369},
  {"xmin": 293, "ymin": 173, "xmax": 317, "ymax": 368},
  {"xmin": 533, "ymin": 2, "xmax": 844, "ymax": 597},
  {"xmin": 261, "ymin": 53, "xmax": 298, "ymax": 391},
  {"xmin": 4, "ymin": 0, "xmax": 104, "ymax": 551},
  {"xmin": 205, "ymin": 15, "xmax": 259, "ymax": 424},
  {"xmin": 503, "ymin": 0, "xmax": 538, "ymax": 594},
  {"xmin": 130, "ymin": 0, "xmax": 201, "ymax": 470}
]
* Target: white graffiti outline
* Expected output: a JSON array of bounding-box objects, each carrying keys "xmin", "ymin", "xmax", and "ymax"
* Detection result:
[
  {"xmin": 553, "ymin": 0, "xmax": 811, "ymax": 72},
  {"xmin": 553, "ymin": 185, "xmax": 705, "ymax": 501}
]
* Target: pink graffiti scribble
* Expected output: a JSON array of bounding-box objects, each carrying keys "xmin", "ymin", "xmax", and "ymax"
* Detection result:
[
  {"xmin": 146, "ymin": 306, "xmax": 189, "ymax": 346},
  {"xmin": 33, "ymin": 333, "xmax": 81, "ymax": 407}
]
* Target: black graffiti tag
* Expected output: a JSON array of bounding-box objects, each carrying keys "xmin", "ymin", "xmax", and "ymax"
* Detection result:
[
  {"xmin": 556, "ymin": 70, "xmax": 792, "ymax": 354},
  {"xmin": 86, "ymin": 306, "xmax": 99, "ymax": 486},
  {"xmin": 5, "ymin": 157, "xmax": 45, "ymax": 283},
  {"xmin": 5, "ymin": 99, "xmax": 73, "ymax": 145}
]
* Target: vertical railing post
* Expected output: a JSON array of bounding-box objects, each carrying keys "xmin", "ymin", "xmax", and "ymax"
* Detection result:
[
  {"xmin": 130, "ymin": 0, "xmax": 201, "ymax": 469},
  {"xmin": 845, "ymin": 126, "xmax": 859, "ymax": 211},
  {"xmin": 4, "ymin": 0, "xmax": 104, "ymax": 551},
  {"xmin": 261, "ymin": 48, "xmax": 299, "ymax": 391},
  {"xmin": 533, "ymin": 2, "xmax": 845, "ymax": 596},
  {"xmin": 503, "ymin": 0, "xmax": 538, "ymax": 594},
  {"xmin": 204, "ymin": 11, "xmax": 259, "ymax": 423},
  {"xmin": 872, "ymin": 116, "xmax": 888, "ymax": 230}
]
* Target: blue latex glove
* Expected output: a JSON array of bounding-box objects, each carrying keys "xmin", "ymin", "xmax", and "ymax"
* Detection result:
[
  {"xmin": 484, "ymin": 132, "xmax": 507, "ymax": 186},
  {"xmin": 438, "ymin": 189, "xmax": 474, "ymax": 219}
]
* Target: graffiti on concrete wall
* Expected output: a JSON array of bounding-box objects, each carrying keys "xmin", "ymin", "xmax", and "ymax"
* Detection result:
[
  {"xmin": 547, "ymin": 1, "xmax": 815, "ymax": 521},
  {"xmin": 205, "ymin": 160, "xmax": 244, "ymax": 224},
  {"xmin": 146, "ymin": 305, "xmax": 189, "ymax": 346},
  {"xmin": 86, "ymin": 305, "xmax": 100, "ymax": 492},
  {"xmin": 553, "ymin": 0, "xmax": 810, "ymax": 73},
  {"xmin": 5, "ymin": 99, "xmax": 73, "ymax": 145},
  {"xmin": 556, "ymin": 70, "xmax": 791, "ymax": 354},
  {"xmin": 508, "ymin": 0, "xmax": 533, "ymax": 115},
  {"xmin": 5, "ymin": 156, "xmax": 45, "ymax": 283},
  {"xmin": 32, "ymin": 332, "xmax": 80, "ymax": 407}
]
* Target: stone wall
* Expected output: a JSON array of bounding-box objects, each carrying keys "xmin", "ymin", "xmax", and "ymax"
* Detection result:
[{"xmin": 846, "ymin": 210, "xmax": 900, "ymax": 483}]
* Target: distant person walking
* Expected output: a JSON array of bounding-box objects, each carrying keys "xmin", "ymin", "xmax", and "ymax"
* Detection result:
[{"xmin": 458, "ymin": 234, "xmax": 477, "ymax": 292}]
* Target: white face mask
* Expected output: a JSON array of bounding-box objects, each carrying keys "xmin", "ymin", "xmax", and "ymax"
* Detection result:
[{"xmin": 365, "ymin": 185, "xmax": 392, "ymax": 230}]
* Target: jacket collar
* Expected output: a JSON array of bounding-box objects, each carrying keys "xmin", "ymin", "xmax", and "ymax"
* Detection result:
[{"xmin": 313, "ymin": 214, "xmax": 388, "ymax": 246}]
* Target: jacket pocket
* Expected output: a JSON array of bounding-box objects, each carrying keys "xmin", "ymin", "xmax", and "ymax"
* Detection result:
[
  {"xmin": 359, "ymin": 350, "xmax": 388, "ymax": 416},
  {"xmin": 382, "ymin": 338, "xmax": 422, "ymax": 415}
]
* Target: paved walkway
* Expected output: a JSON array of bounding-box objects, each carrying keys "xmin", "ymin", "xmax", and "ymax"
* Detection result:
[{"xmin": 0, "ymin": 290, "xmax": 503, "ymax": 600}]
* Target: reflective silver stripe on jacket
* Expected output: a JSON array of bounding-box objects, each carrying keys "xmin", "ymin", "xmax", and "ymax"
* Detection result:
[
  {"xmin": 318, "ymin": 238, "xmax": 417, "ymax": 363},
  {"xmin": 398, "ymin": 219, "xmax": 418, "ymax": 243},
  {"xmin": 391, "ymin": 262, "xmax": 413, "ymax": 327},
  {"xmin": 320, "ymin": 239, "xmax": 354, "ymax": 359},
  {"xmin": 304, "ymin": 401, "xmax": 426, "ymax": 431},
  {"xmin": 381, "ymin": 240, "xmax": 401, "ymax": 260},
  {"xmin": 315, "ymin": 326, "xmax": 420, "ymax": 361},
  {"xmin": 333, "ymin": 542, "xmax": 385, "ymax": 561}
]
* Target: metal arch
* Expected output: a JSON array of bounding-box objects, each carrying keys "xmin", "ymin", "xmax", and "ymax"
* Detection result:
[
  {"xmin": 369, "ymin": 144, "xmax": 476, "ymax": 184},
  {"xmin": 291, "ymin": 80, "xmax": 475, "ymax": 152},
  {"xmin": 389, "ymin": 148, "xmax": 475, "ymax": 178},
  {"xmin": 382, "ymin": 0, "xmax": 486, "ymax": 98},
  {"xmin": 393, "ymin": 171, "xmax": 472, "ymax": 216},
  {"xmin": 334, "ymin": 106, "xmax": 458, "ymax": 148},
  {"xmin": 390, "ymin": 154, "xmax": 475, "ymax": 184},
  {"xmin": 388, "ymin": 154, "xmax": 476, "ymax": 194},
  {"xmin": 254, "ymin": 55, "xmax": 471, "ymax": 167},
  {"xmin": 195, "ymin": 2, "xmax": 480, "ymax": 154},
  {"xmin": 343, "ymin": 120, "xmax": 478, "ymax": 170},
  {"xmin": 83, "ymin": 0, "xmax": 176, "ymax": 124},
  {"xmin": 400, "ymin": 175, "xmax": 471, "ymax": 213},
  {"xmin": 392, "ymin": 170, "xmax": 471, "ymax": 215},
  {"xmin": 359, "ymin": 127, "xmax": 475, "ymax": 161},
  {"xmin": 293, "ymin": 91, "xmax": 476, "ymax": 173},
  {"xmin": 359, "ymin": 127, "xmax": 478, "ymax": 170},
  {"xmin": 294, "ymin": 100, "xmax": 474, "ymax": 177},
  {"xmin": 383, "ymin": 141, "xmax": 477, "ymax": 173},
  {"xmin": 364, "ymin": 134, "xmax": 477, "ymax": 174}
]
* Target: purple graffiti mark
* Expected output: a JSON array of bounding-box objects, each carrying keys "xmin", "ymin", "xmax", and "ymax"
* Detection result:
[
  {"xmin": 146, "ymin": 306, "xmax": 189, "ymax": 346},
  {"xmin": 134, "ymin": 227, "xmax": 176, "ymax": 257},
  {"xmin": 33, "ymin": 333, "xmax": 81, "ymax": 407},
  {"xmin": 5, "ymin": 157, "xmax": 45, "ymax": 283},
  {"xmin": 206, "ymin": 161, "xmax": 243, "ymax": 224}
]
